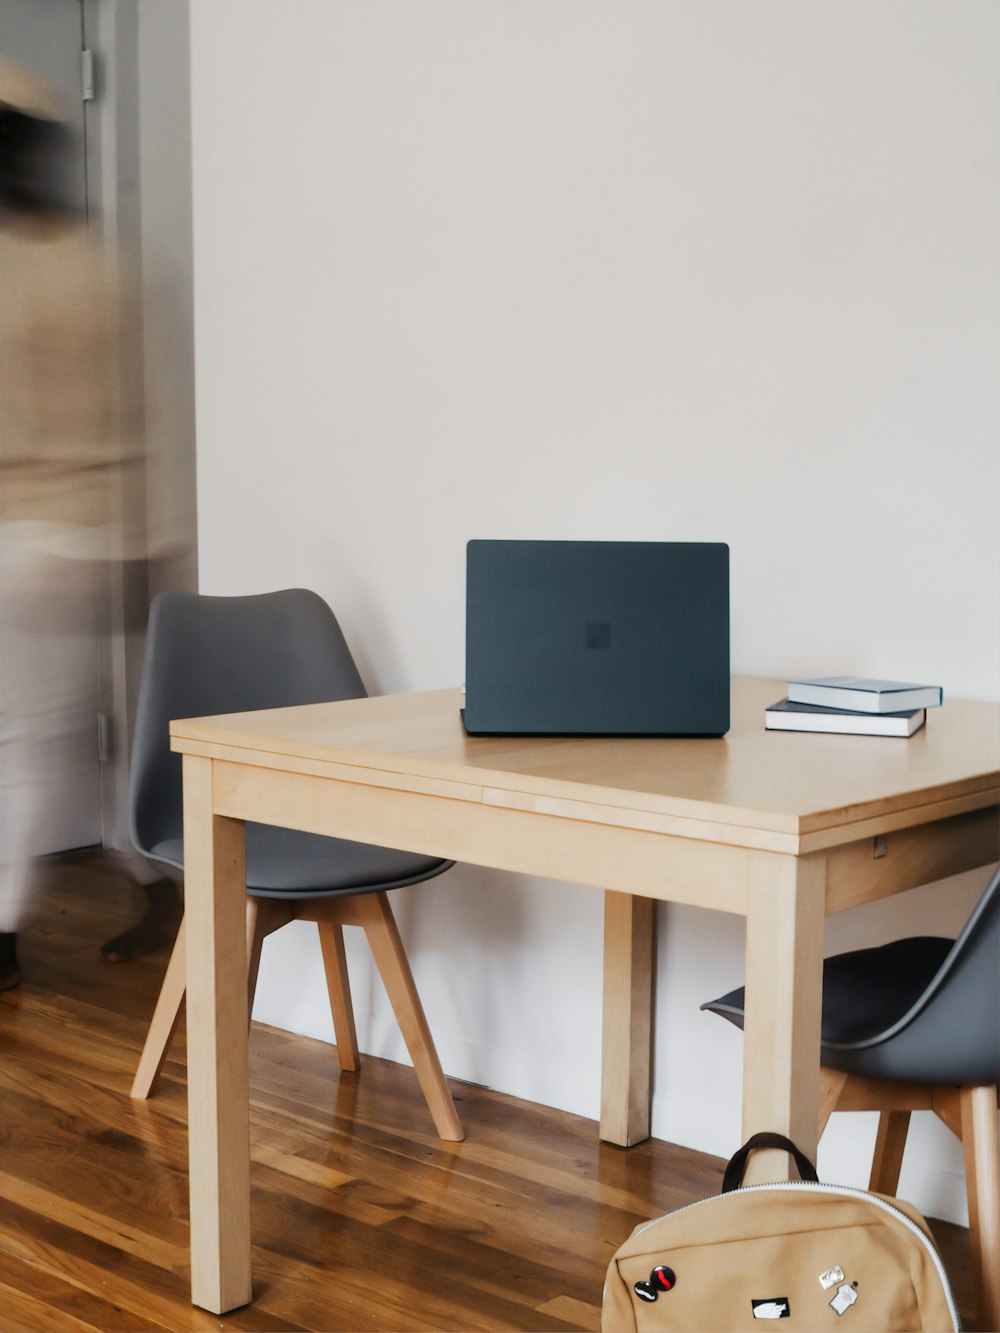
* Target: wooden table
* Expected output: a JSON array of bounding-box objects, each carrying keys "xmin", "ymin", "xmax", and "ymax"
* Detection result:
[{"xmin": 171, "ymin": 677, "xmax": 1000, "ymax": 1313}]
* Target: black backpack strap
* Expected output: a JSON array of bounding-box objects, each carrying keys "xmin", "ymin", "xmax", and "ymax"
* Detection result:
[{"xmin": 721, "ymin": 1133, "xmax": 820, "ymax": 1192}]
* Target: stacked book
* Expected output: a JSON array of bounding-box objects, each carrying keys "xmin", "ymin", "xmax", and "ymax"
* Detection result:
[{"xmin": 765, "ymin": 677, "xmax": 943, "ymax": 738}]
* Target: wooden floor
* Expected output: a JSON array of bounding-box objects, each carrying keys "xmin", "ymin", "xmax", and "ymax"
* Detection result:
[{"xmin": 0, "ymin": 853, "xmax": 977, "ymax": 1332}]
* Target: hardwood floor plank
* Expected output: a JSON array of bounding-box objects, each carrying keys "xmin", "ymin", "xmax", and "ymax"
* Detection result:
[
  {"xmin": 251, "ymin": 1144, "xmax": 355, "ymax": 1191},
  {"xmin": 0, "ymin": 1196, "xmax": 305, "ymax": 1333},
  {"xmin": 0, "ymin": 1282, "xmax": 104, "ymax": 1333},
  {"xmin": 534, "ymin": 1295, "xmax": 602, "ymax": 1330},
  {"xmin": 0, "ymin": 1196, "xmax": 195, "ymax": 1332},
  {"xmin": 0, "ymin": 1168, "xmax": 187, "ymax": 1268},
  {"xmin": 0, "ymin": 1250, "xmax": 139, "ymax": 1333}
]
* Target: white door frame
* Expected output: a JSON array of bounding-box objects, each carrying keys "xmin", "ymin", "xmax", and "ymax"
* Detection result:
[{"xmin": 83, "ymin": 0, "xmax": 198, "ymax": 851}]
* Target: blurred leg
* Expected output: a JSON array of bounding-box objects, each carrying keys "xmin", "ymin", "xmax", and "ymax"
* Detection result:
[
  {"xmin": 0, "ymin": 524, "xmax": 46, "ymax": 983},
  {"xmin": 100, "ymin": 876, "xmax": 182, "ymax": 961}
]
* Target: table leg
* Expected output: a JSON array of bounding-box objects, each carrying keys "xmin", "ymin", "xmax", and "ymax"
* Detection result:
[
  {"xmin": 183, "ymin": 754, "xmax": 253, "ymax": 1313},
  {"xmin": 740, "ymin": 851, "xmax": 826, "ymax": 1183},
  {"xmin": 601, "ymin": 891, "xmax": 654, "ymax": 1146}
]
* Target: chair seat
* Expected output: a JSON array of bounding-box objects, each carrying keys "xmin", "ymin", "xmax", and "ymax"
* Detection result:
[
  {"xmin": 704, "ymin": 935, "xmax": 954, "ymax": 1044},
  {"xmin": 151, "ymin": 823, "xmax": 450, "ymax": 898}
]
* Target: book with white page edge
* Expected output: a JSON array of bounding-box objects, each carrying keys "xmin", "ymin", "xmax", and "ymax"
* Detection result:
[
  {"xmin": 787, "ymin": 676, "xmax": 943, "ymax": 713},
  {"xmin": 765, "ymin": 698, "xmax": 926, "ymax": 737}
]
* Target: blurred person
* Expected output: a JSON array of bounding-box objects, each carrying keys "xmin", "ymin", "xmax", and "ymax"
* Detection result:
[{"xmin": 0, "ymin": 57, "xmax": 179, "ymax": 991}]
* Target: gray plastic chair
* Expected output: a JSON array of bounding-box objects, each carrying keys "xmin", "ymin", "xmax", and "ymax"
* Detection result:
[
  {"xmin": 128, "ymin": 589, "xmax": 463, "ymax": 1142},
  {"xmin": 702, "ymin": 864, "xmax": 1000, "ymax": 1328}
]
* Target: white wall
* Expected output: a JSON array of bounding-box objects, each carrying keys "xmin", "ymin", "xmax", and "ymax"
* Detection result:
[{"xmin": 188, "ymin": 1, "xmax": 1000, "ymax": 1225}]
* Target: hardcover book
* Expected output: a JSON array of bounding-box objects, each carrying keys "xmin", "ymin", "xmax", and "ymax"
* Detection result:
[
  {"xmin": 765, "ymin": 698, "xmax": 926, "ymax": 737},
  {"xmin": 787, "ymin": 677, "xmax": 942, "ymax": 714}
]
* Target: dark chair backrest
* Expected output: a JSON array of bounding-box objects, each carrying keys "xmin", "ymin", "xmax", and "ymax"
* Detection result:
[
  {"xmin": 129, "ymin": 589, "xmax": 366, "ymax": 859},
  {"xmin": 846, "ymin": 863, "xmax": 999, "ymax": 1084}
]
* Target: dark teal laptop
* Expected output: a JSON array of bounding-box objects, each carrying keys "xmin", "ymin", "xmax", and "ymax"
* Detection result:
[{"xmin": 463, "ymin": 540, "xmax": 730, "ymax": 737}]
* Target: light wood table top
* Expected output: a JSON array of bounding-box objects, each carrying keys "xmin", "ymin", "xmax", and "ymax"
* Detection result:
[{"xmin": 173, "ymin": 676, "xmax": 1000, "ymax": 853}]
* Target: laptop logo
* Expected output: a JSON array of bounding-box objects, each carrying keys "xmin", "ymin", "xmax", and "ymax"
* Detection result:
[{"xmin": 585, "ymin": 622, "xmax": 611, "ymax": 649}]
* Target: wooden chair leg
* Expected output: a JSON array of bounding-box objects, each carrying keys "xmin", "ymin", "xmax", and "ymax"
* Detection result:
[
  {"xmin": 959, "ymin": 1085, "xmax": 1000, "ymax": 1333},
  {"xmin": 132, "ymin": 897, "xmax": 294, "ymax": 1098},
  {"xmin": 819, "ymin": 1071, "xmax": 911, "ymax": 1195},
  {"xmin": 245, "ymin": 899, "xmax": 267, "ymax": 1026},
  {"xmin": 246, "ymin": 897, "xmax": 295, "ymax": 1025},
  {"xmin": 933, "ymin": 1086, "xmax": 963, "ymax": 1140},
  {"xmin": 817, "ymin": 1067, "xmax": 848, "ymax": 1138},
  {"xmin": 869, "ymin": 1111, "xmax": 911, "ymax": 1196},
  {"xmin": 130, "ymin": 916, "xmax": 187, "ymax": 1100},
  {"xmin": 317, "ymin": 922, "xmax": 360, "ymax": 1072},
  {"xmin": 356, "ymin": 892, "xmax": 464, "ymax": 1142}
]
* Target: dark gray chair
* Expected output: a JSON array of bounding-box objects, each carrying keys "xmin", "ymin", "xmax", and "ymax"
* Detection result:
[
  {"xmin": 128, "ymin": 589, "xmax": 463, "ymax": 1141},
  {"xmin": 702, "ymin": 864, "xmax": 1000, "ymax": 1329}
]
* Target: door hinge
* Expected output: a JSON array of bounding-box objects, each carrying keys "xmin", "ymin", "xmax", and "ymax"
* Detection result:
[
  {"xmin": 97, "ymin": 713, "xmax": 111, "ymax": 763},
  {"xmin": 81, "ymin": 49, "xmax": 95, "ymax": 102}
]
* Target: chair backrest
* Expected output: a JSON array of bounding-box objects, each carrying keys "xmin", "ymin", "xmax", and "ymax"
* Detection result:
[
  {"xmin": 129, "ymin": 589, "xmax": 366, "ymax": 860},
  {"xmin": 846, "ymin": 862, "xmax": 999, "ymax": 1084}
]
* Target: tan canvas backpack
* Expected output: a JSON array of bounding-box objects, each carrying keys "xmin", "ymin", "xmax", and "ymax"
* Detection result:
[{"xmin": 602, "ymin": 1133, "xmax": 960, "ymax": 1332}]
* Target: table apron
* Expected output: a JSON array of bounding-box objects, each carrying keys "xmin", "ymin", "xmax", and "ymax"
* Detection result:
[
  {"xmin": 209, "ymin": 761, "xmax": 999, "ymax": 915},
  {"xmin": 210, "ymin": 759, "xmax": 755, "ymax": 911},
  {"xmin": 824, "ymin": 806, "xmax": 999, "ymax": 912}
]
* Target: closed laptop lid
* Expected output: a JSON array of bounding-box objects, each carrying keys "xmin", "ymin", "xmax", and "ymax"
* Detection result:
[{"xmin": 463, "ymin": 540, "xmax": 730, "ymax": 737}]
